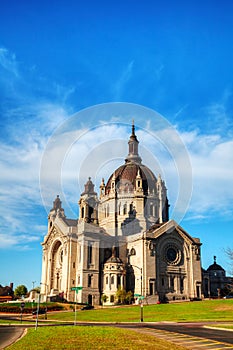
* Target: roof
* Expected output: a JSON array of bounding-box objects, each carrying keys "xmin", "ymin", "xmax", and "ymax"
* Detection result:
[
  {"xmin": 146, "ymin": 219, "xmax": 202, "ymax": 246},
  {"xmin": 105, "ymin": 123, "xmax": 158, "ymax": 195},
  {"xmin": 207, "ymin": 262, "xmax": 225, "ymax": 271},
  {"xmin": 61, "ymin": 218, "xmax": 78, "ymax": 227},
  {"xmin": 207, "ymin": 256, "xmax": 225, "ymax": 271},
  {"xmin": 105, "ymin": 162, "xmax": 157, "ymax": 195},
  {"xmin": 106, "ymin": 255, "xmax": 123, "ymax": 264}
]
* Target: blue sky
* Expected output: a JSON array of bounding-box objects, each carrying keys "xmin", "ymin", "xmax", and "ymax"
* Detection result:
[{"xmin": 1, "ymin": 0, "xmax": 233, "ymax": 290}]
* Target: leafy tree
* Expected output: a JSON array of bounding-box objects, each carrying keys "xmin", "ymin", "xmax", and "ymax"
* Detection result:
[
  {"xmin": 14, "ymin": 285, "xmax": 28, "ymax": 298},
  {"xmin": 125, "ymin": 290, "xmax": 133, "ymax": 304},
  {"xmin": 101, "ymin": 294, "xmax": 108, "ymax": 304},
  {"xmin": 225, "ymin": 248, "xmax": 233, "ymax": 270},
  {"xmin": 32, "ymin": 286, "xmax": 41, "ymax": 293},
  {"xmin": 115, "ymin": 287, "xmax": 126, "ymax": 304}
]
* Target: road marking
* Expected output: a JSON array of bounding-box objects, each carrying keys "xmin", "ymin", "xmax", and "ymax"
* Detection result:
[{"xmin": 140, "ymin": 327, "xmax": 233, "ymax": 349}]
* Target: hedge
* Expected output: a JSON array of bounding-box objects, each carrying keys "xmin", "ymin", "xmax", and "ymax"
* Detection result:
[{"xmin": 0, "ymin": 302, "xmax": 64, "ymax": 314}]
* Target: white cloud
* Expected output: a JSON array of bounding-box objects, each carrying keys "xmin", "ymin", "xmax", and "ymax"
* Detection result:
[
  {"xmin": 113, "ymin": 60, "xmax": 134, "ymax": 100},
  {"xmin": 180, "ymin": 131, "xmax": 233, "ymax": 218},
  {"xmin": 0, "ymin": 48, "xmax": 232, "ymax": 248},
  {"xmin": 0, "ymin": 47, "xmax": 19, "ymax": 77}
]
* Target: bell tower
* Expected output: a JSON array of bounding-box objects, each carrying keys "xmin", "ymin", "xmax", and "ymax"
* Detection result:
[{"xmin": 78, "ymin": 177, "xmax": 98, "ymax": 224}]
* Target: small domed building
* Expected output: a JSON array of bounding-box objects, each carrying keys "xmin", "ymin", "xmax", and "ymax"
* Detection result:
[
  {"xmin": 41, "ymin": 123, "xmax": 202, "ymax": 304},
  {"xmin": 202, "ymin": 256, "xmax": 231, "ymax": 298}
]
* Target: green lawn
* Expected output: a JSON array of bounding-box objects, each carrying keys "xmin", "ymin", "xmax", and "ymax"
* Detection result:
[
  {"xmin": 7, "ymin": 326, "xmax": 187, "ymax": 350},
  {"xmin": 5, "ymin": 300, "xmax": 233, "ymax": 350},
  {"xmin": 47, "ymin": 299, "xmax": 233, "ymax": 323}
]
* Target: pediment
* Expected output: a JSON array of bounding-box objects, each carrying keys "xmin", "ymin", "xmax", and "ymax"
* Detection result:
[
  {"xmin": 42, "ymin": 224, "xmax": 66, "ymax": 247},
  {"xmin": 147, "ymin": 220, "xmax": 201, "ymax": 246}
]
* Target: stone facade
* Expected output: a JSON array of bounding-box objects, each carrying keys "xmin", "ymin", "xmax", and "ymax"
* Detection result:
[{"xmin": 40, "ymin": 123, "xmax": 202, "ymax": 304}]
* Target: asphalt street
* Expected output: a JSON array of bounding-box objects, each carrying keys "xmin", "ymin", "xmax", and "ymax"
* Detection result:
[
  {"xmin": 0, "ymin": 327, "xmax": 25, "ymax": 349},
  {"xmin": 145, "ymin": 322, "xmax": 233, "ymax": 345}
]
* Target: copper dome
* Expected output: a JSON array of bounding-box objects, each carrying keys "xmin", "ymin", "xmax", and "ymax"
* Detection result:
[
  {"xmin": 105, "ymin": 122, "xmax": 157, "ymax": 195},
  {"xmin": 105, "ymin": 162, "xmax": 157, "ymax": 195}
]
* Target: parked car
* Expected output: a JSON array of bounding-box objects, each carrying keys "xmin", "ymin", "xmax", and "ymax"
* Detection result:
[
  {"xmin": 80, "ymin": 305, "xmax": 94, "ymax": 310},
  {"xmin": 32, "ymin": 309, "xmax": 46, "ymax": 315}
]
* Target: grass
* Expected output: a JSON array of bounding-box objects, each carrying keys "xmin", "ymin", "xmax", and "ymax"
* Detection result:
[
  {"xmin": 5, "ymin": 300, "xmax": 233, "ymax": 349},
  {"xmin": 47, "ymin": 299, "xmax": 233, "ymax": 323},
  {"xmin": 7, "ymin": 326, "xmax": 187, "ymax": 350}
]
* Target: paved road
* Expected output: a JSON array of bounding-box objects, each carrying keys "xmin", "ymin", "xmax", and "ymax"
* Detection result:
[
  {"xmin": 118, "ymin": 322, "xmax": 233, "ymax": 349},
  {"xmin": 146, "ymin": 322, "xmax": 233, "ymax": 344},
  {"xmin": 0, "ymin": 327, "xmax": 25, "ymax": 349}
]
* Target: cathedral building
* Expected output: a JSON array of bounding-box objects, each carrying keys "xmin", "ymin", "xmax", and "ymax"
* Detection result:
[{"xmin": 40, "ymin": 123, "xmax": 202, "ymax": 305}]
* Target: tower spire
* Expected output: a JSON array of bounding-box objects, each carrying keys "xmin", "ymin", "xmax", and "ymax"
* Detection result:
[
  {"xmin": 125, "ymin": 121, "xmax": 142, "ymax": 164},
  {"xmin": 132, "ymin": 119, "xmax": 135, "ymax": 136}
]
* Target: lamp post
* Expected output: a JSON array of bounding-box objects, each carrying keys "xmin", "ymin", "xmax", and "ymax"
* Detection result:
[
  {"xmin": 40, "ymin": 283, "xmax": 48, "ymax": 320},
  {"xmin": 31, "ymin": 281, "xmax": 36, "ymax": 314},
  {"xmin": 71, "ymin": 286, "xmax": 83, "ymax": 325},
  {"xmin": 129, "ymin": 263, "xmax": 143, "ymax": 322},
  {"xmin": 35, "ymin": 292, "xmax": 41, "ymax": 330}
]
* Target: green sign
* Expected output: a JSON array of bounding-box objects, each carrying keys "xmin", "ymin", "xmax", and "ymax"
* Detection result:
[
  {"xmin": 71, "ymin": 286, "xmax": 83, "ymax": 293},
  {"xmin": 134, "ymin": 294, "xmax": 144, "ymax": 300}
]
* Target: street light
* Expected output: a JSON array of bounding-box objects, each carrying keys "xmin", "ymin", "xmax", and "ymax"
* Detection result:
[
  {"xmin": 71, "ymin": 286, "xmax": 83, "ymax": 325},
  {"xmin": 128, "ymin": 258, "xmax": 144, "ymax": 322},
  {"xmin": 31, "ymin": 281, "xmax": 36, "ymax": 314},
  {"xmin": 40, "ymin": 283, "xmax": 48, "ymax": 320},
  {"xmin": 35, "ymin": 292, "xmax": 41, "ymax": 331}
]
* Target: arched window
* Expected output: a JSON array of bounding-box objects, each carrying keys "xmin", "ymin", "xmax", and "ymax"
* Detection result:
[
  {"xmin": 150, "ymin": 203, "xmax": 154, "ymax": 216},
  {"xmin": 117, "ymin": 275, "xmax": 121, "ymax": 287},
  {"xmin": 130, "ymin": 248, "xmax": 136, "ymax": 256},
  {"xmin": 111, "ymin": 275, "xmax": 114, "ymax": 284},
  {"xmin": 88, "ymin": 274, "xmax": 93, "ymax": 287},
  {"xmin": 123, "ymin": 204, "xmax": 127, "ymax": 215},
  {"xmin": 81, "ymin": 207, "xmax": 84, "ymax": 218},
  {"xmin": 88, "ymin": 242, "xmax": 93, "ymax": 265}
]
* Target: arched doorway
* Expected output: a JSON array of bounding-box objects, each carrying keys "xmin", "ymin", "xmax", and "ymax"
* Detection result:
[
  {"xmin": 50, "ymin": 240, "xmax": 63, "ymax": 291},
  {"xmin": 88, "ymin": 294, "xmax": 92, "ymax": 305}
]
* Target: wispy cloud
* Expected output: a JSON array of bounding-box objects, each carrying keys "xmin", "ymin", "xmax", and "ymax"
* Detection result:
[
  {"xmin": 174, "ymin": 104, "xmax": 188, "ymax": 118},
  {"xmin": 203, "ymin": 88, "xmax": 233, "ymax": 137},
  {"xmin": 181, "ymin": 131, "xmax": 233, "ymax": 219},
  {"xmin": 113, "ymin": 60, "xmax": 134, "ymax": 100},
  {"xmin": 1, "ymin": 47, "xmax": 233, "ymax": 249},
  {"xmin": 0, "ymin": 47, "xmax": 19, "ymax": 77}
]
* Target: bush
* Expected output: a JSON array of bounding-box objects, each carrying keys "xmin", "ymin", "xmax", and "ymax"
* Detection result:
[{"xmin": 0, "ymin": 302, "xmax": 64, "ymax": 314}]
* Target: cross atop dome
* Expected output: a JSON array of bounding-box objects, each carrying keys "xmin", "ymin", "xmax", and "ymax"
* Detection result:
[{"xmin": 125, "ymin": 121, "xmax": 142, "ymax": 164}]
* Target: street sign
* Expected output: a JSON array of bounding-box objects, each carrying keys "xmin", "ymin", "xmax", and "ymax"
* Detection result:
[
  {"xmin": 134, "ymin": 294, "xmax": 144, "ymax": 299},
  {"xmin": 71, "ymin": 286, "xmax": 83, "ymax": 294}
]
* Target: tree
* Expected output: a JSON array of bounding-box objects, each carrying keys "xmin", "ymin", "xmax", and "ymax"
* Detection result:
[
  {"xmin": 101, "ymin": 294, "xmax": 108, "ymax": 304},
  {"xmin": 14, "ymin": 285, "xmax": 28, "ymax": 298},
  {"xmin": 225, "ymin": 248, "xmax": 233, "ymax": 275},
  {"xmin": 125, "ymin": 290, "xmax": 133, "ymax": 304},
  {"xmin": 32, "ymin": 286, "xmax": 41, "ymax": 293},
  {"xmin": 116, "ymin": 287, "xmax": 126, "ymax": 304}
]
